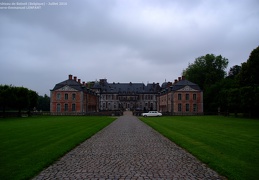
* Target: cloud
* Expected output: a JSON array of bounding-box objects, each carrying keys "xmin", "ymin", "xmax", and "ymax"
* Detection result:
[{"xmin": 0, "ymin": 0, "xmax": 259, "ymax": 95}]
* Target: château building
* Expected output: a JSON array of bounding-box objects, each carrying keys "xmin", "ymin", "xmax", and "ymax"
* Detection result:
[
  {"xmin": 50, "ymin": 75, "xmax": 98, "ymax": 114},
  {"xmin": 91, "ymin": 79, "xmax": 160, "ymax": 111},
  {"xmin": 50, "ymin": 75, "xmax": 203, "ymax": 115},
  {"xmin": 158, "ymin": 76, "xmax": 203, "ymax": 115}
]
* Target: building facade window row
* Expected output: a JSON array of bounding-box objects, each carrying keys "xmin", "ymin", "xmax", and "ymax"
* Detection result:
[
  {"xmin": 56, "ymin": 93, "xmax": 77, "ymax": 100},
  {"xmin": 177, "ymin": 93, "xmax": 197, "ymax": 101},
  {"xmin": 56, "ymin": 103, "xmax": 76, "ymax": 112},
  {"xmin": 177, "ymin": 103, "xmax": 198, "ymax": 112},
  {"xmin": 50, "ymin": 75, "xmax": 203, "ymax": 115}
]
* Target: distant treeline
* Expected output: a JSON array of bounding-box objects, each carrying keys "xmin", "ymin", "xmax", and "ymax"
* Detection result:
[
  {"xmin": 0, "ymin": 85, "xmax": 50, "ymax": 117},
  {"xmin": 183, "ymin": 46, "xmax": 259, "ymax": 117}
]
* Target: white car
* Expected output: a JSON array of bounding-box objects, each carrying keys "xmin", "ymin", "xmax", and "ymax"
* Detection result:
[{"xmin": 142, "ymin": 111, "xmax": 162, "ymax": 117}]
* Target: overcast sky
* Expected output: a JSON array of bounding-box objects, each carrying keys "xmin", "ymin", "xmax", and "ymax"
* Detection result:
[{"xmin": 0, "ymin": 0, "xmax": 258, "ymax": 95}]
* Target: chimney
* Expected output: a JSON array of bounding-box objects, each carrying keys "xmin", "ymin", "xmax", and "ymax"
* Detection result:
[
  {"xmin": 182, "ymin": 76, "xmax": 185, "ymax": 80},
  {"xmin": 178, "ymin": 77, "xmax": 181, "ymax": 81},
  {"xmin": 174, "ymin": 79, "xmax": 178, "ymax": 84},
  {"xmin": 78, "ymin": 79, "xmax": 81, "ymax": 84},
  {"xmin": 74, "ymin": 76, "xmax": 77, "ymax": 81},
  {"xmin": 69, "ymin": 74, "xmax": 73, "ymax": 80},
  {"xmin": 167, "ymin": 82, "xmax": 172, "ymax": 87}
]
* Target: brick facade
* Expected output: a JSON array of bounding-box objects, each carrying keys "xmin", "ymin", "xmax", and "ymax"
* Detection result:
[
  {"xmin": 50, "ymin": 75, "xmax": 203, "ymax": 115},
  {"xmin": 50, "ymin": 75, "xmax": 98, "ymax": 114},
  {"xmin": 157, "ymin": 76, "xmax": 203, "ymax": 115}
]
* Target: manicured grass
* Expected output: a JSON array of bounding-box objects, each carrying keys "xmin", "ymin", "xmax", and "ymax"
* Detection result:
[
  {"xmin": 0, "ymin": 116, "xmax": 115, "ymax": 180},
  {"xmin": 140, "ymin": 116, "xmax": 259, "ymax": 180}
]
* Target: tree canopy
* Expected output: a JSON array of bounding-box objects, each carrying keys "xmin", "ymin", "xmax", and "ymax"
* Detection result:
[
  {"xmin": 0, "ymin": 85, "xmax": 38, "ymax": 117},
  {"xmin": 238, "ymin": 46, "xmax": 259, "ymax": 87},
  {"xmin": 183, "ymin": 54, "xmax": 228, "ymax": 90},
  {"xmin": 182, "ymin": 47, "xmax": 259, "ymax": 117}
]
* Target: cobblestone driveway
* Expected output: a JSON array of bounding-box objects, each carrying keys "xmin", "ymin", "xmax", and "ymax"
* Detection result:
[{"xmin": 34, "ymin": 112, "xmax": 225, "ymax": 179}]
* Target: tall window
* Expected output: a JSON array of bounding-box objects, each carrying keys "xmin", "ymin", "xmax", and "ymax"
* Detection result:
[
  {"xmin": 57, "ymin": 93, "xmax": 61, "ymax": 100},
  {"xmin": 178, "ymin": 103, "xmax": 182, "ymax": 112},
  {"xmin": 178, "ymin": 94, "xmax": 182, "ymax": 100},
  {"xmin": 193, "ymin": 94, "xmax": 197, "ymax": 100},
  {"xmin": 193, "ymin": 104, "xmax": 197, "ymax": 112},
  {"xmin": 186, "ymin": 94, "xmax": 189, "ymax": 100},
  {"xmin": 72, "ymin": 93, "xmax": 76, "ymax": 100},
  {"xmin": 186, "ymin": 104, "xmax": 190, "ymax": 112},
  {"xmin": 65, "ymin": 93, "xmax": 68, "ymax": 100},
  {"xmin": 65, "ymin": 104, "xmax": 68, "ymax": 111},
  {"xmin": 57, "ymin": 104, "xmax": 61, "ymax": 112},
  {"xmin": 72, "ymin": 104, "xmax": 76, "ymax": 111}
]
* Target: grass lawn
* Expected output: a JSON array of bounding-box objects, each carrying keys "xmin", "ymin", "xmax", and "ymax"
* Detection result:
[
  {"xmin": 0, "ymin": 116, "xmax": 115, "ymax": 180},
  {"xmin": 141, "ymin": 116, "xmax": 259, "ymax": 180}
]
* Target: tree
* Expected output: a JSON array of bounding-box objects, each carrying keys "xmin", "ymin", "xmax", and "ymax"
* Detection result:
[
  {"xmin": 237, "ymin": 46, "xmax": 259, "ymax": 117},
  {"xmin": 238, "ymin": 46, "xmax": 259, "ymax": 87},
  {"xmin": 37, "ymin": 94, "xmax": 50, "ymax": 111},
  {"xmin": 182, "ymin": 54, "xmax": 229, "ymax": 112},
  {"xmin": 0, "ymin": 85, "xmax": 12, "ymax": 117},
  {"xmin": 228, "ymin": 65, "xmax": 241, "ymax": 79},
  {"xmin": 28, "ymin": 90, "xmax": 38, "ymax": 115},
  {"xmin": 183, "ymin": 54, "xmax": 228, "ymax": 90},
  {"xmin": 0, "ymin": 85, "xmax": 38, "ymax": 117}
]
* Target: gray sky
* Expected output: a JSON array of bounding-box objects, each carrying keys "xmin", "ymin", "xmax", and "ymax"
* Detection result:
[{"xmin": 0, "ymin": 0, "xmax": 259, "ymax": 96}]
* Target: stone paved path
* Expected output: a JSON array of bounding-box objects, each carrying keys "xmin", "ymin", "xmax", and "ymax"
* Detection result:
[{"xmin": 34, "ymin": 112, "xmax": 225, "ymax": 179}]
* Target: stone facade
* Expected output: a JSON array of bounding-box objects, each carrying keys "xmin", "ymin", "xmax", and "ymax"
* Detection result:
[{"xmin": 91, "ymin": 79, "xmax": 160, "ymax": 111}]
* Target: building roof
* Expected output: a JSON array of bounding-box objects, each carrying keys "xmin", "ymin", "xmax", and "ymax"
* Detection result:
[
  {"xmin": 170, "ymin": 79, "xmax": 201, "ymax": 91},
  {"xmin": 52, "ymin": 78, "xmax": 96, "ymax": 95},
  {"xmin": 52, "ymin": 79, "xmax": 84, "ymax": 91},
  {"xmin": 92, "ymin": 79, "xmax": 160, "ymax": 94}
]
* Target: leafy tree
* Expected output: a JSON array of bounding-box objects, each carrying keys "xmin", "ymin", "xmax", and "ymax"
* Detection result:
[
  {"xmin": 0, "ymin": 85, "xmax": 11, "ymax": 117},
  {"xmin": 37, "ymin": 94, "xmax": 50, "ymax": 111},
  {"xmin": 13, "ymin": 87, "xmax": 29, "ymax": 116},
  {"xmin": 228, "ymin": 65, "xmax": 241, "ymax": 79},
  {"xmin": 0, "ymin": 85, "xmax": 38, "ymax": 117},
  {"xmin": 28, "ymin": 90, "xmax": 38, "ymax": 115},
  {"xmin": 183, "ymin": 54, "xmax": 229, "ymax": 112},
  {"xmin": 238, "ymin": 46, "xmax": 259, "ymax": 87},
  {"xmin": 237, "ymin": 46, "xmax": 259, "ymax": 117}
]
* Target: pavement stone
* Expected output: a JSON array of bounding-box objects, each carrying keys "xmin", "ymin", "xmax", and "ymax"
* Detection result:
[{"xmin": 33, "ymin": 112, "xmax": 226, "ymax": 180}]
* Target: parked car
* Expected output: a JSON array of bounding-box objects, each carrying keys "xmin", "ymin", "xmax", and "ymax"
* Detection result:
[{"xmin": 141, "ymin": 111, "xmax": 162, "ymax": 117}]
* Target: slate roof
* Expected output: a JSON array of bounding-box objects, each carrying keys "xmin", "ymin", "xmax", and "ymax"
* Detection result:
[
  {"xmin": 92, "ymin": 80, "xmax": 160, "ymax": 94},
  {"xmin": 170, "ymin": 79, "xmax": 201, "ymax": 91}
]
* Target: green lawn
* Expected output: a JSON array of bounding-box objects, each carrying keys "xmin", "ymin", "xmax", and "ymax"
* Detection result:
[
  {"xmin": 0, "ymin": 116, "xmax": 115, "ymax": 180},
  {"xmin": 141, "ymin": 116, "xmax": 259, "ymax": 180}
]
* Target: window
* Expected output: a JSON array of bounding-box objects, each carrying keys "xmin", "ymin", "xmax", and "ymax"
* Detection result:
[
  {"xmin": 57, "ymin": 104, "xmax": 61, "ymax": 112},
  {"xmin": 186, "ymin": 104, "xmax": 190, "ymax": 112},
  {"xmin": 72, "ymin": 104, "xmax": 76, "ymax": 111},
  {"xmin": 178, "ymin": 103, "xmax": 182, "ymax": 112},
  {"xmin": 65, "ymin": 104, "xmax": 68, "ymax": 111},
  {"xmin": 65, "ymin": 93, "xmax": 68, "ymax": 100},
  {"xmin": 72, "ymin": 93, "xmax": 76, "ymax": 100},
  {"xmin": 57, "ymin": 93, "xmax": 61, "ymax": 100},
  {"xmin": 193, "ymin": 94, "xmax": 197, "ymax": 100},
  {"xmin": 178, "ymin": 94, "xmax": 182, "ymax": 100},
  {"xmin": 193, "ymin": 104, "xmax": 197, "ymax": 112},
  {"xmin": 186, "ymin": 94, "xmax": 189, "ymax": 100}
]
